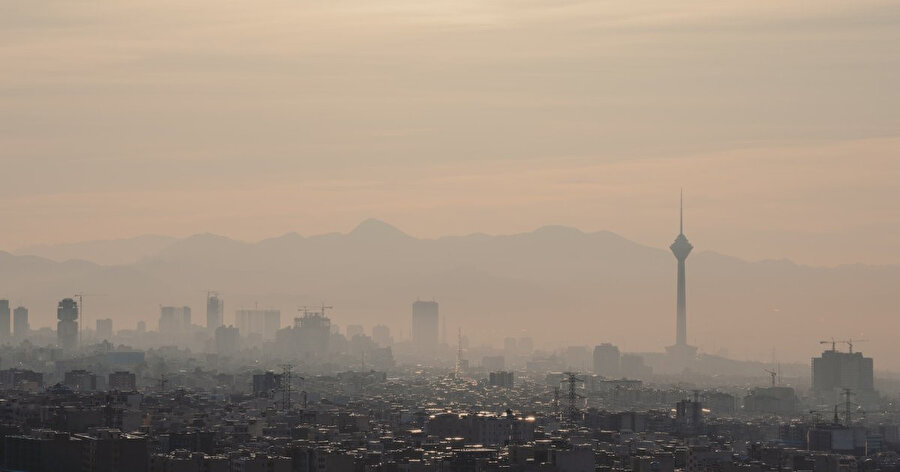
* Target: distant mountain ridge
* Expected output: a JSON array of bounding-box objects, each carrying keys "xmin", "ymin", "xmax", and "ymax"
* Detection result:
[
  {"xmin": 4, "ymin": 220, "xmax": 899, "ymax": 368},
  {"xmin": 16, "ymin": 234, "xmax": 177, "ymax": 266}
]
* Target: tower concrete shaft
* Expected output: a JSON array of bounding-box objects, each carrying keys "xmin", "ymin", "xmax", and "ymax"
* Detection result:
[{"xmin": 670, "ymin": 192, "xmax": 693, "ymax": 347}]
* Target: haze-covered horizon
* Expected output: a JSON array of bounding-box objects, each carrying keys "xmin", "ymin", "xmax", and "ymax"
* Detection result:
[
  {"xmin": 3, "ymin": 0, "xmax": 899, "ymax": 267},
  {"xmin": 2, "ymin": 216, "xmax": 897, "ymax": 370},
  {"xmin": 11, "ymin": 218, "xmax": 900, "ymax": 270}
]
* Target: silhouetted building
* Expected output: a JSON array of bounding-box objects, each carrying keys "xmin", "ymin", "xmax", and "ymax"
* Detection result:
[
  {"xmin": 206, "ymin": 292, "xmax": 223, "ymax": 331},
  {"xmin": 4, "ymin": 430, "xmax": 84, "ymax": 472},
  {"xmin": 0, "ymin": 300, "xmax": 9, "ymax": 341},
  {"xmin": 13, "ymin": 305, "xmax": 28, "ymax": 338},
  {"xmin": 744, "ymin": 386, "xmax": 798, "ymax": 415},
  {"xmin": 96, "ymin": 318, "xmax": 113, "ymax": 340},
  {"xmin": 159, "ymin": 306, "xmax": 190, "ymax": 336},
  {"xmin": 346, "ymin": 324, "xmax": 364, "ymax": 339},
  {"xmin": 277, "ymin": 309, "xmax": 331, "ymax": 358},
  {"xmin": 621, "ymin": 353, "xmax": 653, "ymax": 379},
  {"xmin": 489, "ymin": 371, "xmax": 515, "ymax": 388},
  {"xmin": 412, "ymin": 300, "xmax": 439, "ymax": 353},
  {"xmin": 215, "ymin": 325, "xmax": 240, "ymax": 355},
  {"xmin": 372, "ymin": 324, "xmax": 391, "ymax": 347},
  {"xmin": 812, "ymin": 348, "xmax": 874, "ymax": 397},
  {"xmin": 593, "ymin": 343, "xmax": 621, "ymax": 378},
  {"xmin": 564, "ymin": 346, "xmax": 591, "ymax": 371},
  {"xmin": 0, "ymin": 368, "xmax": 43, "ymax": 390},
  {"xmin": 252, "ymin": 371, "xmax": 282, "ymax": 397},
  {"xmin": 108, "ymin": 371, "xmax": 136, "ymax": 391},
  {"xmin": 263, "ymin": 309, "xmax": 281, "ymax": 341},
  {"xmin": 235, "ymin": 308, "xmax": 281, "ymax": 341},
  {"xmin": 57, "ymin": 298, "xmax": 79, "ymax": 352},
  {"xmin": 666, "ymin": 193, "xmax": 698, "ymax": 360},
  {"xmin": 74, "ymin": 429, "xmax": 149, "ymax": 472},
  {"xmin": 64, "ymin": 369, "xmax": 97, "ymax": 391},
  {"xmin": 676, "ymin": 397, "xmax": 703, "ymax": 433}
]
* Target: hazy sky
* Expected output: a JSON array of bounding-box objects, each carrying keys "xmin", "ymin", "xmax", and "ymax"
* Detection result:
[{"xmin": 2, "ymin": 0, "xmax": 898, "ymax": 266}]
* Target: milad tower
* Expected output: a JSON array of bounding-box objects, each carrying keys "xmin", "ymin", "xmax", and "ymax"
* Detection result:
[{"xmin": 666, "ymin": 191, "xmax": 698, "ymax": 361}]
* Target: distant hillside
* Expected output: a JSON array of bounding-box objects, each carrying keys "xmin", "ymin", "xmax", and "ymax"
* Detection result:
[
  {"xmin": 16, "ymin": 235, "xmax": 177, "ymax": 265},
  {"xmin": 2, "ymin": 220, "xmax": 898, "ymax": 369}
]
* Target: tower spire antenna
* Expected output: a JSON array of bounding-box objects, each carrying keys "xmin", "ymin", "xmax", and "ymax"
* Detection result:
[{"xmin": 680, "ymin": 188, "xmax": 684, "ymax": 235}]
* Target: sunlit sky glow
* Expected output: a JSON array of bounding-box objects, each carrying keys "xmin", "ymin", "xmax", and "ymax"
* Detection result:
[{"xmin": 2, "ymin": 0, "xmax": 898, "ymax": 265}]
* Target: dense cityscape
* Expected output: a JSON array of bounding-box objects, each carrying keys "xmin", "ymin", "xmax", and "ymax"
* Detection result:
[{"xmin": 0, "ymin": 206, "xmax": 895, "ymax": 472}]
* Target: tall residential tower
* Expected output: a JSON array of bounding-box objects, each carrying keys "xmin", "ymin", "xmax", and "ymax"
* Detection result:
[
  {"xmin": 57, "ymin": 298, "xmax": 79, "ymax": 352},
  {"xmin": 412, "ymin": 300, "xmax": 439, "ymax": 354}
]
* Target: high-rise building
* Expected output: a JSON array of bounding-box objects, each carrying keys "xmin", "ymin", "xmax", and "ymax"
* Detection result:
[
  {"xmin": 593, "ymin": 343, "xmax": 621, "ymax": 378},
  {"xmin": 277, "ymin": 308, "xmax": 331, "ymax": 358},
  {"xmin": 812, "ymin": 347, "xmax": 874, "ymax": 396},
  {"xmin": 159, "ymin": 306, "xmax": 190, "ymax": 336},
  {"xmin": 108, "ymin": 371, "xmax": 136, "ymax": 391},
  {"xmin": 215, "ymin": 325, "xmax": 240, "ymax": 355},
  {"xmin": 63, "ymin": 369, "xmax": 97, "ymax": 391},
  {"xmin": 181, "ymin": 306, "xmax": 191, "ymax": 330},
  {"xmin": 411, "ymin": 300, "xmax": 439, "ymax": 352},
  {"xmin": 564, "ymin": 346, "xmax": 591, "ymax": 371},
  {"xmin": 263, "ymin": 310, "xmax": 281, "ymax": 341},
  {"xmin": 0, "ymin": 300, "xmax": 10, "ymax": 341},
  {"xmin": 96, "ymin": 318, "xmax": 113, "ymax": 340},
  {"xmin": 13, "ymin": 306, "xmax": 28, "ymax": 338},
  {"xmin": 252, "ymin": 371, "xmax": 282, "ymax": 397},
  {"xmin": 372, "ymin": 324, "xmax": 391, "ymax": 347},
  {"xmin": 346, "ymin": 324, "xmax": 364, "ymax": 339},
  {"xmin": 666, "ymin": 192, "xmax": 698, "ymax": 360},
  {"xmin": 57, "ymin": 298, "xmax": 79, "ymax": 352},
  {"xmin": 235, "ymin": 309, "xmax": 281, "ymax": 340},
  {"xmin": 206, "ymin": 292, "xmax": 223, "ymax": 331},
  {"xmin": 621, "ymin": 353, "xmax": 653, "ymax": 379}
]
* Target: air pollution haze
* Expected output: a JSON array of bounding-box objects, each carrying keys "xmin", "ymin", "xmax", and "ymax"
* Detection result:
[
  {"xmin": 0, "ymin": 2, "xmax": 899, "ymax": 467},
  {"xmin": 3, "ymin": 218, "xmax": 899, "ymax": 368},
  {"xmin": 3, "ymin": 1, "xmax": 899, "ymax": 356}
]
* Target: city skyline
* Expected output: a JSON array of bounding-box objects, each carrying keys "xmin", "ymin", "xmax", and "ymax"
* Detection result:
[
  {"xmin": 0, "ymin": 218, "xmax": 898, "ymax": 369},
  {"xmin": 2, "ymin": 1, "xmax": 898, "ymax": 470}
]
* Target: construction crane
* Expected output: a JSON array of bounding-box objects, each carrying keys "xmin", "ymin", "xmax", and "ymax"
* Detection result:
[
  {"xmin": 763, "ymin": 369, "xmax": 777, "ymax": 387},
  {"xmin": 842, "ymin": 339, "xmax": 868, "ymax": 354},
  {"xmin": 819, "ymin": 338, "xmax": 869, "ymax": 353},
  {"xmin": 298, "ymin": 304, "xmax": 333, "ymax": 317},
  {"xmin": 73, "ymin": 292, "xmax": 106, "ymax": 348},
  {"xmin": 819, "ymin": 338, "xmax": 837, "ymax": 352}
]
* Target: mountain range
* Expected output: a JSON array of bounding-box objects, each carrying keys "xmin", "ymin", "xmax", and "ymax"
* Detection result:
[{"xmin": 4, "ymin": 219, "xmax": 898, "ymax": 369}]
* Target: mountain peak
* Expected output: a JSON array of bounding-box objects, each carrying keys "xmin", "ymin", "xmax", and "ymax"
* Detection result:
[{"xmin": 348, "ymin": 219, "xmax": 412, "ymax": 240}]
